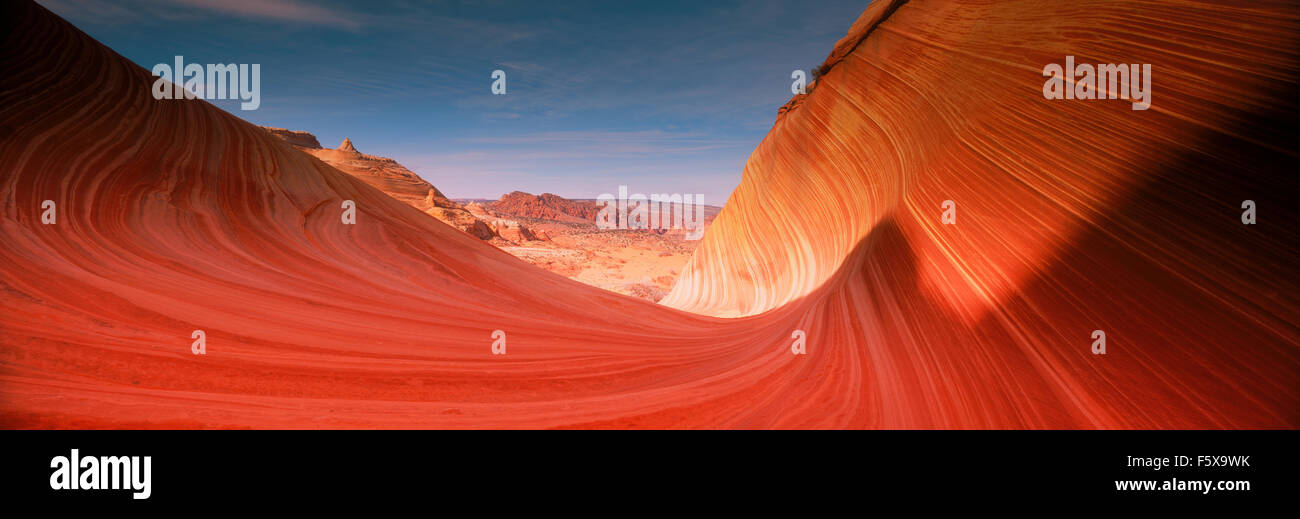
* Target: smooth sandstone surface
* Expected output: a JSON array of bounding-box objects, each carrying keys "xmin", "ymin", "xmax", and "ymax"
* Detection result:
[{"xmin": 1, "ymin": 0, "xmax": 1297, "ymax": 428}]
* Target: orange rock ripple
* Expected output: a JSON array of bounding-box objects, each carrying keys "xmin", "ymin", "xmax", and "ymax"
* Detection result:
[{"xmin": 2, "ymin": 0, "xmax": 1298, "ymax": 428}]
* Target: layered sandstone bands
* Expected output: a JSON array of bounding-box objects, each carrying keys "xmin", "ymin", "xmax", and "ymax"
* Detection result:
[
  {"xmin": 1, "ymin": 0, "xmax": 1297, "ymax": 429},
  {"xmin": 665, "ymin": 0, "xmax": 1300, "ymax": 320},
  {"xmin": 260, "ymin": 127, "xmax": 507, "ymax": 241},
  {"xmin": 663, "ymin": 0, "xmax": 1300, "ymax": 425}
]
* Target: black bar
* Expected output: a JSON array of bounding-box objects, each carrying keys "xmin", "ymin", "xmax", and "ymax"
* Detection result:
[{"xmin": 1, "ymin": 430, "xmax": 1291, "ymax": 509}]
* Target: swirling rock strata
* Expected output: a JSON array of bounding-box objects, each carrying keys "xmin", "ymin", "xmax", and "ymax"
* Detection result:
[{"xmin": 1, "ymin": 0, "xmax": 1297, "ymax": 428}]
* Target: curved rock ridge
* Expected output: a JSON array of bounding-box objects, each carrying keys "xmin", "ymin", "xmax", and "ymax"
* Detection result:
[
  {"xmin": 259, "ymin": 125, "xmax": 502, "ymax": 241},
  {"xmin": 663, "ymin": 0, "xmax": 1300, "ymax": 321},
  {"xmin": 1, "ymin": 0, "xmax": 1298, "ymax": 429},
  {"xmin": 659, "ymin": 0, "xmax": 1300, "ymax": 425},
  {"xmin": 0, "ymin": 0, "xmax": 722, "ymax": 428}
]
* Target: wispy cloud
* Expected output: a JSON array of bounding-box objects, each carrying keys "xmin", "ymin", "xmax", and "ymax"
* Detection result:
[
  {"xmin": 38, "ymin": 0, "xmax": 363, "ymax": 30},
  {"xmin": 168, "ymin": 0, "xmax": 361, "ymax": 30},
  {"xmin": 36, "ymin": 0, "xmax": 140, "ymax": 24},
  {"xmin": 39, "ymin": 0, "xmax": 868, "ymax": 206},
  {"xmin": 396, "ymin": 130, "xmax": 752, "ymax": 202}
]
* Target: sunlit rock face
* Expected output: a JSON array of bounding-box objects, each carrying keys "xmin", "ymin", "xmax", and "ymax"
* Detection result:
[
  {"xmin": 657, "ymin": 0, "xmax": 1300, "ymax": 426},
  {"xmin": 1, "ymin": 0, "xmax": 1296, "ymax": 429},
  {"xmin": 260, "ymin": 126, "xmax": 501, "ymax": 241},
  {"xmin": 487, "ymin": 191, "xmax": 600, "ymax": 223},
  {"xmin": 664, "ymin": 0, "xmax": 1300, "ymax": 321}
]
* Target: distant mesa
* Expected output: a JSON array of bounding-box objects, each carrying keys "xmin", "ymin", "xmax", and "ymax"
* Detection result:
[
  {"xmin": 487, "ymin": 191, "xmax": 600, "ymax": 223},
  {"xmin": 262, "ymin": 127, "xmax": 321, "ymax": 149},
  {"xmin": 257, "ymin": 125, "xmax": 708, "ymax": 301},
  {"xmin": 263, "ymin": 126, "xmax": 709, "ymax": 300}
]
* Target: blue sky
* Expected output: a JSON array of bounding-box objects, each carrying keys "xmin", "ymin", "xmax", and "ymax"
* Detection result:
[{"xmin": 38, "ymin": 0, "xmax": 869, "ymax": 204}]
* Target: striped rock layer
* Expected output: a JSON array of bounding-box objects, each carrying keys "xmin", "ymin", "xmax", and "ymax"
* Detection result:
[{"xmin": 1, "ymin": 0, "xmax": 1297, "ymax": 428}]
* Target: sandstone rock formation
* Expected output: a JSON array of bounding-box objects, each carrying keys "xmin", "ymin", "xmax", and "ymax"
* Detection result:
[
  {"xmin": 490, "ymin": 219, "xmax": 539, "ymax": 242},
  {"xmin": 426, "ymin": 189, "xmax": 495, "ymax": 240},
  {"xmin": 259, "ymin": 126, "xmax": 505, "ymax": 242},
  {"xmin": 337, "ymin": 137, "xmax": 357, "ymax": 153},
  {"xmin": 2, "ymin": 0, "xmax": 1297, "ymax": 429},
  {"xmin": 262, "ymin": 127, "xmax": 322, "ymax": 148},
  {"xmin": 487, "ymin": 191, "xmax": 600, "ymax": 223}
]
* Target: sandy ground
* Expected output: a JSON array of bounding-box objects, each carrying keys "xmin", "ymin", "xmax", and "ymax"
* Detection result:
[{"xmin": 500, "ymin": 226, "xmax": 701, "ymax": 301}]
